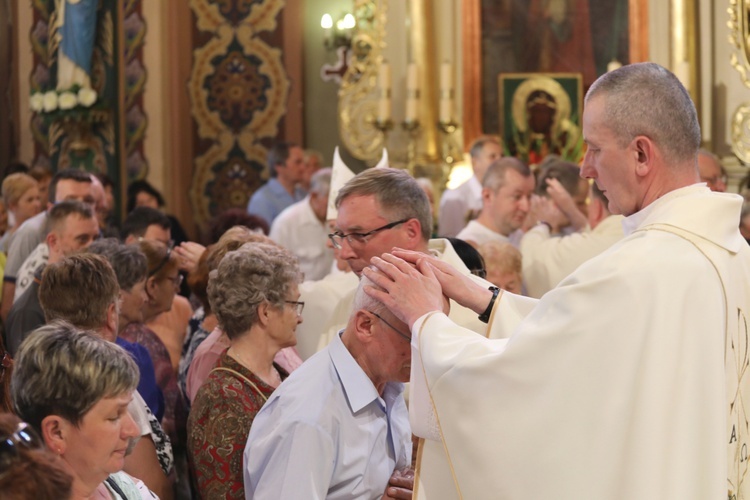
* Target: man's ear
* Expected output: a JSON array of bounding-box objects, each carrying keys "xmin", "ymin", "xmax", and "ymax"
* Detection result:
[
  {"xmin": 46, "ymin": 230, "xmax": 58, "ymax": 253},
  {"xmin": 632, "ymin": 136, "xmax": 655, "ymax": 178},
  {"xmin": 403, "ymin": 218, "xmax": 422, "ymax": 242},
  {"xmin": 353, "ymin": 310, "xmax": 375, "ymax": 343},
  {"xmin": 106, "ymin": 301, "xmax": 118, "ymax": 337},
  {"xmin": 40, "ymin": 415, "xmax": 67, "ymax": 456},
  {"xmin": 481, "ymin": 187, "xmax": 493, "ymax": 204}
]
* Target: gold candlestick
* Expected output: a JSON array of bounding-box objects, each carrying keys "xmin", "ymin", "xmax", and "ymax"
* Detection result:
[{"xmin": 401, "ymin": 119, "xmax": 421, "ymax": 175}]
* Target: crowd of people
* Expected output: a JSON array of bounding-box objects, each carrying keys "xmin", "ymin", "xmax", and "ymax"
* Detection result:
[{"xmin": 1, "ymin": 62, "xmax": 749, "ymax": 499}]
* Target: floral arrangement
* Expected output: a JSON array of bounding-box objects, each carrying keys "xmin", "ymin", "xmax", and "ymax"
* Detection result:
[{"xmin": 29, "ymin": 85, "xmax": 100, "ymax": 122}]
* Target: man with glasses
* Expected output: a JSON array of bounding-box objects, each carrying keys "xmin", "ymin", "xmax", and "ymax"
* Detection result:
[
  {"xmin": 245, "ymin": 276, "xmax": 413, "ymax": 499},
  {"xmin": 319, "ymin": 166, "xmax": 501, "ymax": 500}
]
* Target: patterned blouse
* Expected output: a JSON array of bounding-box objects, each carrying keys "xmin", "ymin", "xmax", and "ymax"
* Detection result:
[{"xmin": 187, "ymin": 350, "xmax": 288, "ymax": 499}]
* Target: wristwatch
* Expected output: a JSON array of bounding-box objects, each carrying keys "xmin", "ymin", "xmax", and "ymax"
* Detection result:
[{"xmin": 478, "ymin": 286, "xmax": 500, "ymax": 324}]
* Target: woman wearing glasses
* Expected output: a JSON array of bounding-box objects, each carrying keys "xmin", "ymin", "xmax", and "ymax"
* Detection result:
[
  {"xmin": 0, "ymin": 412, "xmax": 73, "ymax": 498},
  {"xmin": 10, "ymin": 322, "xmax": 156, "ymax": 498},
  {"xmin": 121, "ymin": 240, "xmax": 184, "ymax": 461},
  {"xmin": 188, "ymin": 242, "xmax": 302, "ymax": 499}
]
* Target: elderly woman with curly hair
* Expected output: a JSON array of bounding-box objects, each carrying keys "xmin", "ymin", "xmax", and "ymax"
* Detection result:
[
  {"xmin": 11, "ymin": 321, "xmax": 157, "ymax": 499},
  {"xmin": 187, "ymin": 242, "xmax": 303, "ymax": 499}
]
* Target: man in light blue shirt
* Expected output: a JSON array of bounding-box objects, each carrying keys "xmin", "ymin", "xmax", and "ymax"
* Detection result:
[
  {"xmin": 247, "ymin": 142, "xmax": 307, "ymax": 226},
  {"xmin": 244, "ymin": 277, "xmax": 413, "ymax": 499}
]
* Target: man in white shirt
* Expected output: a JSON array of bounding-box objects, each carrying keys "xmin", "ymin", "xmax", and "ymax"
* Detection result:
[
  {"xmin": 364, "ymin": 62, "xmax": 750, "ymax": 499},
  {"xmin": 455, "ymin": 157, "xmax": 534, "ymax": 247},
  {"xmin": 438, "ymin": 135, "xmax": 502, "ymax": 237},
  {"xmin": 244, "ymin": 277, "xmax": 413, "ymax": 499},
  {"xmin": 521, "ymin": 181, "xmax": 624, "ymax": 297},
  {"xmin": 270, "ymin": 168, "xmax": 333, "ymax": 281}
]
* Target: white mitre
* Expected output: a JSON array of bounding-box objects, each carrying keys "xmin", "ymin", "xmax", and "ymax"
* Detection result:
[
  {"xmin": 326, "ymin": 146, "xmax": 357, "ymax": 221},
  {"xmin": 374, "ymin": 148, "xmax": 389, "ymax": 168}
]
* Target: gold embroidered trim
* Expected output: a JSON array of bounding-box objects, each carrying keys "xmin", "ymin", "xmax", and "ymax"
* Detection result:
[{"xmin": 416, "ymin": 311, "xmax": 464, "ymax": 499}]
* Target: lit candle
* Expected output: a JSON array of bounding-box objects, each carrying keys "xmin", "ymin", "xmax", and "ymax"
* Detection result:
[
  {"xmin": 606, "ymin": 59, "xmax": 622, "ymax": 72},
  {"xmin": 439, "ymin": 61, "xmax": 453, "ymax": 123},
  {"xmin": 405, "ymin": 63, "xmax": 419, "ymax": 123},
  {"xmin": 377, "ymin": 61, "xmax": 391, "ymax": 122}
]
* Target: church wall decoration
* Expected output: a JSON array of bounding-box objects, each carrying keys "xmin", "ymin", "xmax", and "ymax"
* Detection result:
[
  {"xmin": 28, "ymin": 0, "xmax": 148, "ymax": 191},
  {"xmin": 188, "ymin": 0, "xmax": 290, "ymax": 229},
  {"xmin": 498, "ymin": 72, "xmax": 583, "ymax": 166}
]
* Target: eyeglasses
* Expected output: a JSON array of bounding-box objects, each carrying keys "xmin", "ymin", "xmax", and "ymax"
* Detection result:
[
  {"xmin": 328, "ymin": 219, "xmax": 410, "ymax": 250},
  {"xmin": 0, "ymin": 422, "xmax": 43, "ymax": 469},
  {"xmin": 284, "ymin": 300, "xmax": 305, "ymax": 316},
  {"xmin": 370, "ymin": 311, "xmax": 411, "ymax": 342},
  {"xmin": 701, "ymin": 174, "xmax": 728, "ymax": 187},
  {"xmin": 166, "ymin": 274, "xmax": 184, "ymax": 288},
  {"xmin": 148, "ymin": 242, "xmax": 174, "ymax": 277}
]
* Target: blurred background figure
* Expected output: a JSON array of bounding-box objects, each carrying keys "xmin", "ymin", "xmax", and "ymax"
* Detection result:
[
  {"xmin": 0, "ymin": 412, "xmax": 73, "ymax": 498},
  {"xmin": 697, "ymin": 149, "xmax": 727, "ymax": 193},
  {"xmin": 301, "ymin": 149, "xmax": 324, "ymax": 192},
  {"xmin": 27, "ymin": 165, "xmax": 52, "ymax": 206},
  {"xmin": 0, "ymin": 173, "xmax": 41, "ymax": 252},
  {"xmin": 479, "ymin": 240, "xmax": 523, "ymax": 294},
  {"xmin": 127, "ymin": 179, "xmax": 189, "ymax": 247}
]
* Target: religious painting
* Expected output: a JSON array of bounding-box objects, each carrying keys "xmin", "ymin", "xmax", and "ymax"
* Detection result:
[
  {"xmin": 466, "ymin": 0, "xmax": 636, "ymax": 138},
  {"xmin": 499, "ymin": 73, "xmax": 582, "ymax": 165}
]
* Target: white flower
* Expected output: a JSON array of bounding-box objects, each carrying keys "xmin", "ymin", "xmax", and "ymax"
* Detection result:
[
  {"xmin": 58, "ymin": 92, "xmax": 78, "ymax": 110},
  {"xmin": 42, "ymin": 91, "xmax": 58, "ymax": 112},
  {"xmin": 78, "ymin": 87, "xmax": 97, "ymax": 107},
  {"xmin": 30, "ymin": 93, "xmax": 44, "ymax": 112}
]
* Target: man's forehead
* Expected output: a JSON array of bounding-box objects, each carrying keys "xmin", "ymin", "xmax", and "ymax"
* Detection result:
[{"xmin": 335, "ymin": 194, "xmax": 384, "ymax": 228}]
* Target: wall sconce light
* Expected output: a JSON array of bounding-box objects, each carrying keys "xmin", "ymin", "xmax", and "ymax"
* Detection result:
[{"xmin": 321, "ymin": 12, "xmax": 356, "ymax": 51}]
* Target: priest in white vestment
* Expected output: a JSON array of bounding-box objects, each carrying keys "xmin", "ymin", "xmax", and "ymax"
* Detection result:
[{"xmin": 364, "ymin": 63, "xmax": 750, "ymax": 500}]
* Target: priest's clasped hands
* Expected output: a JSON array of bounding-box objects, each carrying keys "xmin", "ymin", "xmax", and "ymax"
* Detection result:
[{"xmin": 363, "ymin": 248, "xmax": 496, "ymax": 329}]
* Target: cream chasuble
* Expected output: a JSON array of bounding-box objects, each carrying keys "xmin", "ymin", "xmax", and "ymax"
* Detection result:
[{"xmin": 410, "ymin": 186, "xmax": 750, "ymax": 499}]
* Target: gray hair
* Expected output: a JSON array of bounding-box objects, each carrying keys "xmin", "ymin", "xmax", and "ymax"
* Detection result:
[
  {"xmin": 309, "ymin": 167, "xmax": 332, "ymax": 197},
  {"xmin": 88, "ymin": 238, "xmax": 148, "ymax": 292},
  {"xmin": 585, "ymin": 62, "xmax": 700, "ymax": 164},
  {"xmin": 207, "ymin": 242, "xmax": 302, "ymax": 339},
  {"xmin": 11, "ymin": 321, "xmax": 139, "ymax": 431},
  {"xmin": 335, "ymin": 168, "xmax": 432, "ymax": 241},
  {"xmin": 482, "ymin": 157, "xmax": 532, "ymax": 192},
  {"xmin": 469, "ymin": 135, "xmax": 502, "ymax": 159},
  {"xmin": 351, "ymin": 274, "xmax": 389, "ymax": 319}
]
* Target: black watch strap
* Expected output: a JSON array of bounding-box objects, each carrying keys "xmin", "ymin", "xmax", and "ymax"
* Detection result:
[{"xmin": 478, "ymin": 286, "xmax": 500, "ymax": 324}]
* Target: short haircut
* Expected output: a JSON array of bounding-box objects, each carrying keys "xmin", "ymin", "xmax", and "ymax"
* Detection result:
[
  {"xmin": 208, "ymin": 209, "xmax": 269, "ymax": 242},
  {"xmin": 11, "ymin": 321, "xmax": 138, "ymax": 431},
  {"xmin": 88, "ymin": 238, "xmax": 148, "ymax": 292},
  {"xmin": 351, "ymin": 274, "xmax": 389, "ymax": 319},
  {"xmin": 0, "ymin": 413, "xmax": 73, "ymax": 497},
  {"xmin": 95, "ymin": 171, "xmax": 115, "ymax": 190},
  {"xmin": 121, "ymin": 206, "xmax": 171, "ymax": 240},
  {"xmin": 2, "ymin": 173, "xmax": 38, "ymax": 207},
  {"xmin": 267, "ymin": 142, "xmax": 298, "ymax": 178},
  {"xmin": 469, "ymin": 135, "xmax": 502, "ymax": 159},
  {"xmin": 139, "ymin": 239, "xmax": 179, "ymax": 281},
  {"xmin": 48, "ymin": 169, "xmax": 92, "ymax": 205},
  {"xmin": 535, "ymin": 156, "xmax": 584, "ymax": 197},
  {"xmin": 39, "ymin": 254, "xmax": 120, "ymax": 330},
  {"xmin": 304, "ymin": 149, "xmax": 324, "ymax": 164},
  {"xmin": 585, "ymin": 62, "xmax": 701, "ymax": 165},
  {"xmin": 2, "ymin": 161, "xmax": 29, "ymax": 179},
  {"xmin": 46, "ymin": 200, "xmax": 94, "ymax": 234},
  {"xmin": 478, "ymin": 241, "xmax": 522, "ymax": 275},
  {"xmin": 208, "ymin": 242, "xmax": 301, "ymax": 339},
  {"xmin": 482, "ymin": 157, "xmax": 532, "ymax": 192},
  {"xmin": 309, "ymin": 167, "xmax": 332, "ymax": 197},
  {"xmin": 335, "ymin": 168, "xmax": 432, "ymax": 241},
  {"xmin": 126, "ymin": 179, "xmax": 165, "ymax": 213}
]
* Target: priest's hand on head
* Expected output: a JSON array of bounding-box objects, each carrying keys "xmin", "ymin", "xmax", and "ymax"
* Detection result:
[
  {"xmin": 363, "ymin": 253, "xmax": 446, "ymax": 330},
  {"xmin": 388, "ymin": 248, "xmax": 490, "ymax": 315},
  {"xmin": 381, "ymin": 467, "xmax": 414, "ymax": 500}
]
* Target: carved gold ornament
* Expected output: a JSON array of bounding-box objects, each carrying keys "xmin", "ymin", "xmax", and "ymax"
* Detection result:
[{"xmin": 728, "ymin": 0, "xmax": 750, "ymax": 88}]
